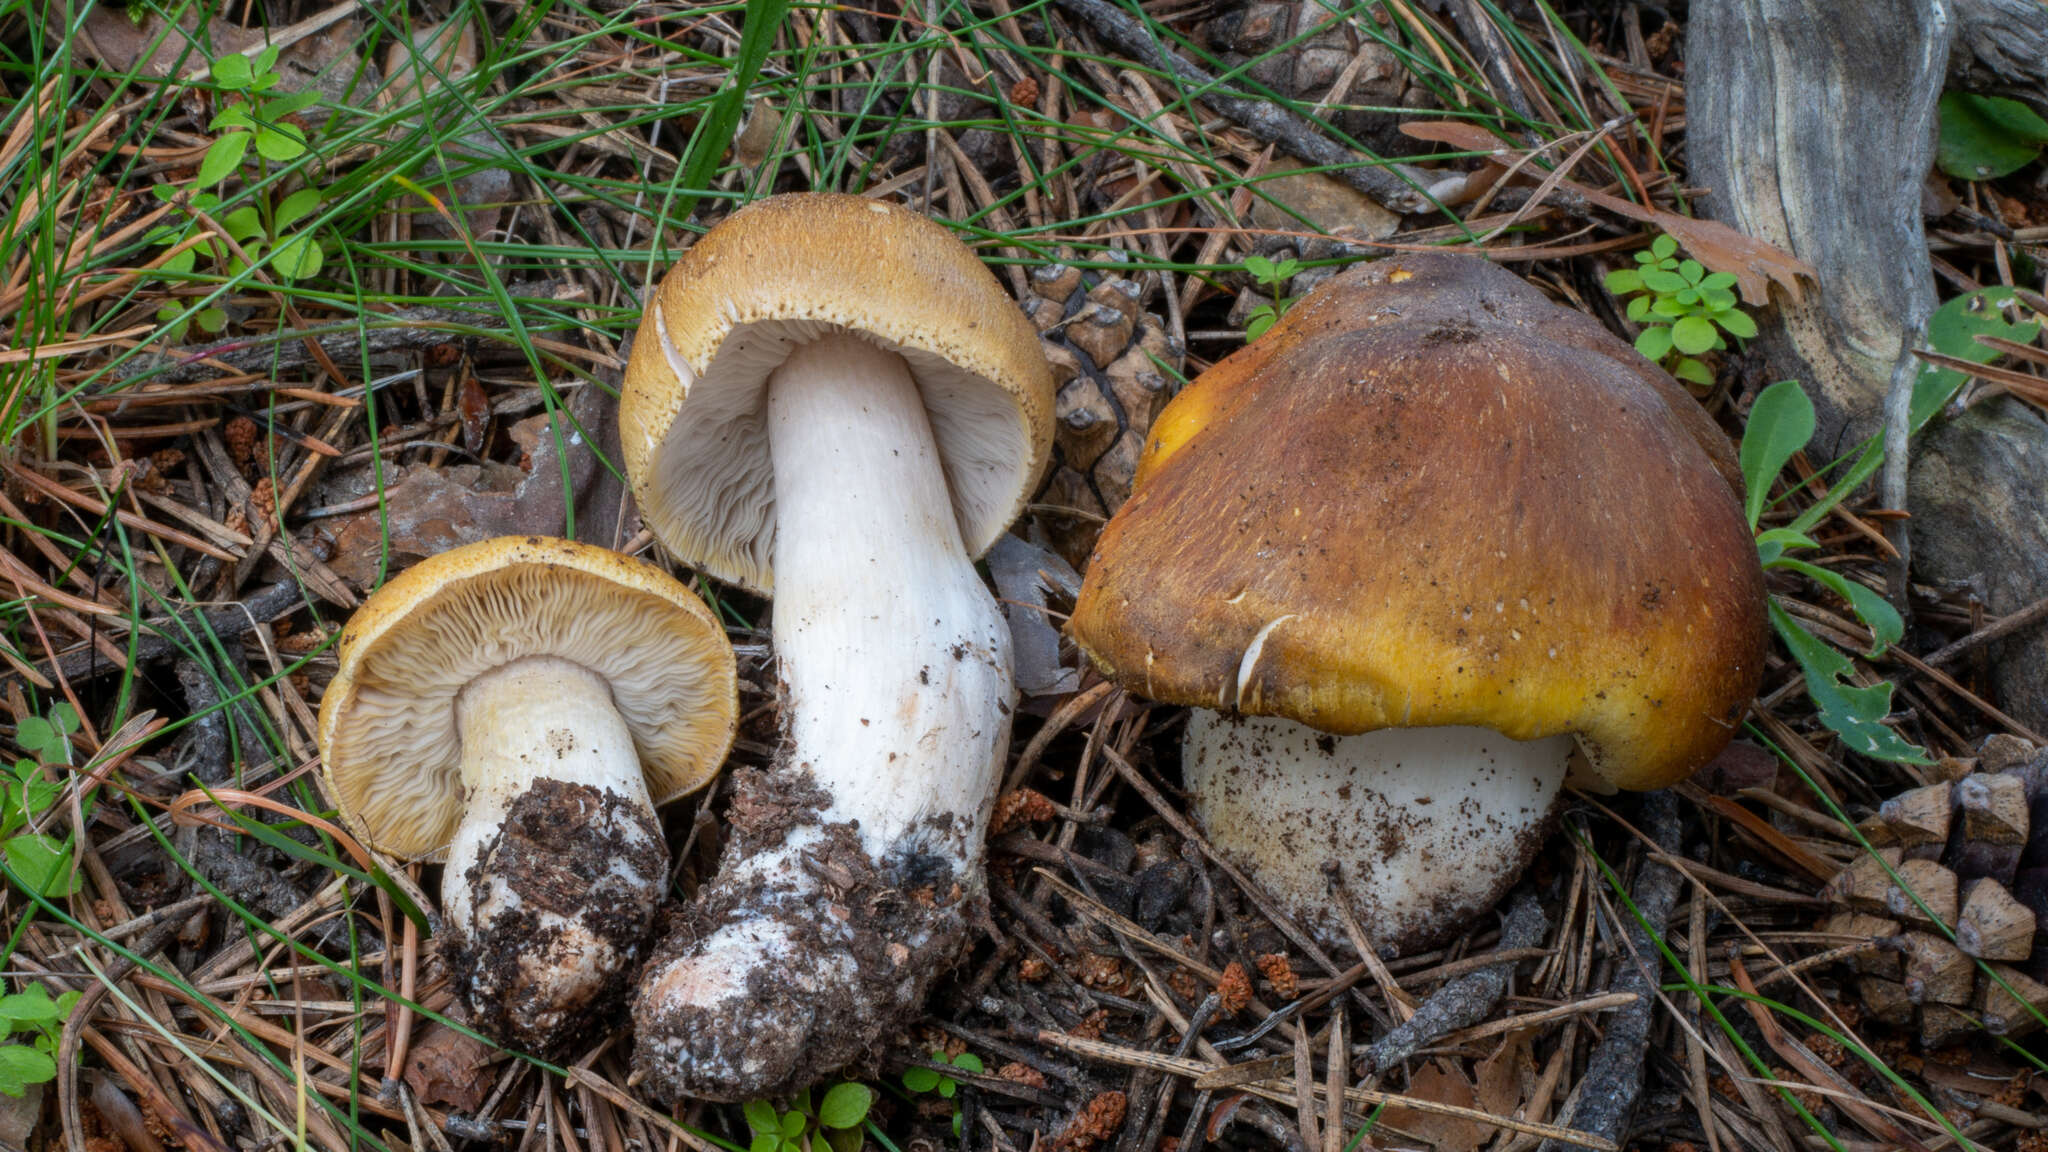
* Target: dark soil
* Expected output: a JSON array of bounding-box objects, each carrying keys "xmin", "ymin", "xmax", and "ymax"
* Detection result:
[
  {"xmin": 448, "ymin": 778, "xmax": 667, "ymax": 1055},
  {"xmin": 632, "ymin": 767, "xmax": 977, "ymax": 1103}
]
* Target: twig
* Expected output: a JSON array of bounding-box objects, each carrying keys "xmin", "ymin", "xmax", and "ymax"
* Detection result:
[
  {"xmin": 0, "ymin": 579, "xmax": 304, "ymax": 693},
  {"xmin": 1047, "ymin": 0, "xmax": 1436, "ymax": 214},
  {"xmin": 1355, "ymin": 889, "xmax": 1547, "ymax": 1075},
  {"xmin": 1923, "ymin": 590, "xmax": 2048, "ymax": 667},
  {"xmin": 1536, "ymin": 792, "xmax": 1685, "ymax": 1152},
  {"xmin": 1028, "ymin": 1028, "xmax": 1618, "ymax": 1150}
]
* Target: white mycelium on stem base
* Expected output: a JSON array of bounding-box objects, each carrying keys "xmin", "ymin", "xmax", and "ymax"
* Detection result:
[
  {"xmin": 634, "ymin": 335, "xmax": 1014, "ymax": 1100},
  {"xmin": 1184, "ymin": 713, "xmax": 1573, "ymax": 951},
  {"xmin": 317, "ymin": 537, "xmax": 737, "ymax": 1056},
  {"xmin": 619, "ymin": 194, "xmax": 1054, "ymax": 1102}
]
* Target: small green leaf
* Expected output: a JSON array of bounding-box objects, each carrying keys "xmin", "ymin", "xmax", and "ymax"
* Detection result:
[
  {"xmin": 1634, "ymin": 324, "xmax": 1674, "ymax": 363},
  {"xmin": 1678, "ymin": 259, "xmax": 1704, "ymax": 285},
  {"xmin": 1268, "ymin": 258, "xmax": 1300, "ymax": 282},
  {"xmin": 221, "ymin": 207, "xmax": 263, "ymax": 243},
  {"xmin": 1241, "ymin": 255, "xmax": 1275, "ymax": 280},
  {"xmin": 1755, "ymin": 527, "xmax": 1820, "ymax": 554},
  {"xmin": 1625, "ymin": 295, "xmax": 1652, "ymax": 322},
  {"xmin": 902, "ymin": 1066, "xmax": 941, "ymax": 1094},
  {"xmin": 4, "ymin": 835, "xmax": 78, "ymax": 898},
  {"xmin": 254, "ymin": 124, "xmax": 307, "ymax": 162},
  {"xmin": 270, "ymin": 233, "xmax": 323, "ymax": 282},
  {"xmin": 276, "ymin": 187, "xmax": 324, "ymax": 229},
  {"xmin": 780, "ymin": 1112, "xmax": 807, "ymax": 1139},
  {"xmin": 1770, "ymin": 604, "xmax": 1928, "ymax": 763},
  {"xmin": 47, "ymin": 706, "xmax": 76, "ymax": 738},
  {"xmin": 1244, "ymin": 306, "xmax": 1277, "ymax": 341},
  {"xmin": 209, "ymin": 103, "xmax": 254, "ymax": 132},
  {"xmin": 951, "ymin": 1053, "xmax": 984, "ymax": 1074},
  {"xmin": 1937, "ymin": 92, "xmax": 2048, "ymax": 181},
  {"xmin": 1640, "ymin": 268, "xmax": 1687, "ymax": 294},
  {"xmin": 1918, "ymin": 286, "xmax": 2044, "ymax": 416},
  {"xmin": 1650, "ymin": 297, "xmax": 1688, "ymax": 319},
  {"xmin": 197, "ymin": 307, "xmax": 228, "ymax": 334},
  {"xmin": 743, "ymin": 1100, "xmax": 780, "ymax": 1135},
  {"xmin": 0, "ymin": 986, "xmax": 59, "ymax": 1024},
  {"xmin": 1604, "ymin": 268, "xmax": 1642, "ymax": 295},
  {"xmin": 1715, "ymin": 309, "xmax": 1759, "ymax": 340},
  {"xmin": 1671, "ymin": 315, "xmax": 1721, "ymax": 356},
  {"xmin": 263, "ymin": 89, "xmax": 320, "ymax": 119},
  {"xmin": 0, "ymin": 1045, "xmax": 54, "ymax": 1096},
  {"xmin": 825, "ymin": 1125, "xmax": 863, "ymax": 1152},
  {"xmin": 1650, "ymin": 234, "xmax": 1677, "ymax": 260},
  {"xmin": 1739, "ymin": 379, "xmax": 1815, "ymax": 529},
  {"xmin": 749, "ymin": 1135, "xmax": 780, "ymax": 1152},
  {"xmin": 1672, "ymin": 357, "xmax": 1714, "ymax": 386},
  {"xmin": 211, "ymin": 53, "xmax": 253, "ymax": 89},
  {"xmin": 14, "ymin": 718, "xmax": 54, "ymax": 760},
  {"xmin": 1774, "ymin": 557, "xmax": 1905, "ymax": 656},
  {"xmin": 819, "ymin": 1083, "xmax": 873, "ymax": 1130},
  {"xmin": 197, "ymin": 132, "xmax": 250, "ymax": 188},
  {"xmin": 252, "ymin": 45, "xmax": 280, "ymax": 77},
  {"xmin": 937, "ymin": 1077, "xmax": 956, "ymax": 1100}
]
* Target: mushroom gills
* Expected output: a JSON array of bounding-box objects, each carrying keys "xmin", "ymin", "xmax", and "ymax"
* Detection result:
[
  {"xmin": 1184, "ymin": 712, "xmax": 1571, "ymax": 953},
  {"xmin": 442, "ymin": 655, "xmax": 668, "ymax": 1053},
  {"xmin": 633, "ymin": 332, "xmax": 1013, "ymax": 1101}
]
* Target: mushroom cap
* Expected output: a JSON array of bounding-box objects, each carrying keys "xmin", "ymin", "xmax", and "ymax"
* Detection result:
[
  {"xmin": 318, "ymin": 536, "xmax": 738, "ymax": 859},
  {"xmin": 1069, "ymin": 253, "xmax": 1768, "ymax": 791},
  {"xmin": 620, "ymin": 192, "xmax": 1056, "ymax": 593}
]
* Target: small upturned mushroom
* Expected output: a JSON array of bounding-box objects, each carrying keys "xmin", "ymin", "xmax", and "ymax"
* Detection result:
[
  {"xmin": 318, "ymin": 536, "xmax": 737, "ymax": 1053},
  {"xmin": 1068, "ymin": 253, "xmax": 1768, "ymax": 952},
  {"xmin": 619, "ymin": 193, "xmax": 1053, "ymax": 1101}
]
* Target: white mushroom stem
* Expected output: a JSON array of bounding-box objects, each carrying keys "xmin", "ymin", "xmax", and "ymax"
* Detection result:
[
  {"xmin": 1184, "ymin": 712, "xmax": 1572, "ymax": 953},
  {"xmin": 635, "ymin": 333, "xmax": 1012, "ymax": 1099},
  {"xmin": 441, "ymin": 655, "xmax": 667, "ymax": 1050}
]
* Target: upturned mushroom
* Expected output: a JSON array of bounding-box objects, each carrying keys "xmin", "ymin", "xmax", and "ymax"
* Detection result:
[
  {"xmin": 619, "ymin": 193, "xmax": 1053, "ymax": 1100},
  {"xmin": 1068, "ymin": 253, "xmax": 1769, "ymax": 952},
  {"xmin": 318, "ymin": 535, "xmax": 737, "ymax": 1053}
]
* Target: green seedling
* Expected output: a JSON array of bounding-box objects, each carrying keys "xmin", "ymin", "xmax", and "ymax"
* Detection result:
[
  {"xmin": 204, "ymin": 46, "xmax": 318, "ymax": 174},
  {"xmin": 1240, "ymin": 253, "xmax": 1301, "ymax": 341},
  {"xmin": 0, "ymin": 983, "xmax": 81, "ymax": 1097},
  {"xmin": 144, "ymin": 49, "xmax": 328, "ymax": 298},
  {"xmin": 743, "ymin": 1082, "xmax": 874, "ymax": 1152},
  {"xmin": 1606, "ymin": 233, "xmax": 1758, "ymax": 387},
  {"xmin": 903, "ymin": 1050, "xmax": 982, "ymax": 1138},
  {"xmin": 1741, "ymin": 381, "xmax": 1922, "ymax": 762},
  {"xmin": 4, "ymin": 702, "xmax": 82, "ymax": 899}
]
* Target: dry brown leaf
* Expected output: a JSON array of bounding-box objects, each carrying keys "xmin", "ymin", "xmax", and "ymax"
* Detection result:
[
  {"xmin": 1400, "ymin": 120, "xmax": 1816, "ymax": 307},
  {"xmin": 1474, "ymin": 1030, "xmax": 1534, "ymax": 1121},
  {"xmin": 1384, "ymin": 1060, "xmax": 1487, "ymax": 1152},
  {"xmin": 402, "ymin": 1020, "xmax": 495, "ymax": 1112}
]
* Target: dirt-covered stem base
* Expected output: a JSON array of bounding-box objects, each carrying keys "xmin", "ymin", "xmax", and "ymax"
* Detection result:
[
  {"xmin": 443, "ymin": 656, "xmax": 667, "ymax": 1054},
  {"xmin": 631, "ymin": 335, "xmax": 1013, "ymax": 1101}
]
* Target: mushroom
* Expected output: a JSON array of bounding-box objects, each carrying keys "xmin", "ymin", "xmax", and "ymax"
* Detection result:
[
  {"xmin": 317, "ymin": 535, "xmax": 737, "ymax": 1053},
  {"xmin": 619, "ymin": 193, "xmax": 1053, "ymax": 1100},
  {"xmin": 1068, "ymin": 254, "xmax": 1768, "ymax": 951}
]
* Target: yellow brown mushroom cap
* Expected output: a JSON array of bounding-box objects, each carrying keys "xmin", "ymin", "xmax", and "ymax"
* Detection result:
[
  {"xmin": 317, "ymin": 536, "xmax": 738, "ymax": 859},
  {"xmin": 1071, "ymin": 254, "xmax": 1768, "ymax": 792},
  {"xmin": 620, "ymin": 192, "xmax": 1056, "ymax": 593}
]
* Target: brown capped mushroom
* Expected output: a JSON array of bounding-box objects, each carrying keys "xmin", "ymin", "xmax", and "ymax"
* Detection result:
[
  {"xmin": 619, "ymin": 193, "xmax": 1053, "ymax": 1101},
  {"xmin": 1068, "ymin": 253, "xmax": 1768, "ymax": 951},
  {"xmin": 317, "ymin": 536, "xmax": 737, "ymax": 1054}
]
